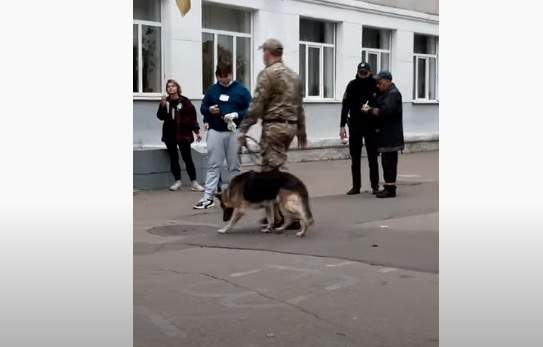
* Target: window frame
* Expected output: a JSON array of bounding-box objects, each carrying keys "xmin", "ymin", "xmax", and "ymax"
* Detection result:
[
  {"xmin": 201, "ymin": 8, "xmax": 254, "ymax": 96},
  {"xmin": 413, "ymin": 35, "xmax": 439, "ymax": 102},
  {"xmin": 299, "ymin": 20, "xmax": 336, "ymax": 100},
  {"xmin": 361, "ymin": 26, "xmax": 392, "ymax": 74},
  {"xmin": 133, "ymin": 13, "xmax": 164, "ymax": 97}
]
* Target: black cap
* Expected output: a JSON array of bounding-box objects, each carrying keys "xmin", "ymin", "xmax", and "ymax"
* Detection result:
[
  {"xmin": 357, "ymin": 62, "xmax": 371, "ymax": 72},
  {"xmin": 376, "ymin": 71, "xmax": 393, "ymax": 81}
]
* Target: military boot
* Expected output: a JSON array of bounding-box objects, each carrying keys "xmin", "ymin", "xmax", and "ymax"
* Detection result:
[
  {"xmin": 376, "ymin": 185, "xmax": 396, "ymax": 198},
  {"xmin": 346, "ymin": 187, "xmax": 361, "ymax": 195}
]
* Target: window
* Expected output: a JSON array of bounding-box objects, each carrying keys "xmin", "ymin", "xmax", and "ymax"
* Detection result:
[
  {"xmin": 361, "ymin": 27, "xmax": 391, "ymax": 73},
  {"xmin": 133, "ymin": 0, "xmax": 162, "ymax": 95},
  {"xmin": 202, "ymin": 3, "xmax": 252, "ymax": 94},
  {"xmin": 299, "ymin": 18, "xmax": 336, "ymax": 99},
  {"xmin": 413, "ymin": 34, "xmax": 438, "ymax": 101}
]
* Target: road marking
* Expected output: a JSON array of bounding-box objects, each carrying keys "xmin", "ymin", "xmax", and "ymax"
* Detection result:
[
  {"xmin": 325, "ymin": 275, "xmax": 358, "ymax": 291},
  {"xmin": 286, "ymin": 295, "xmax": 308, "ymax": 304},
  {"xmin": 229, "ymin": 269, "xmax": 262, "ymax": 278},
  {"xmin": 135, "ymin": 305, "xmax": 186, "ymax": 338},
  {"xmin": 377, "ymin": 267, "xmax": 397, "ymax": 273},
  {"xmin": 398, "ymin": 174, "xmax": 421, "ymax": 178},
  {"xmin": 325, "ymin": 261, "xmax": 356, "ymax": 268},
  {"xmin": 267, "ymin": 264, "xmax": 319, "ymax": 273}
]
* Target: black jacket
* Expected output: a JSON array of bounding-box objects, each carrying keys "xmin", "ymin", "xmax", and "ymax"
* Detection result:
[
  {"xmin": 373, "ymin": 83, "xmax": 404, "ymax": 152},
  {"xmin": 340, "ymin": 75, "xmax": 379, "ymax": 129},
  {"xmin": 157, "ymin": 96, "xmax": 200, "ymax": 144}
]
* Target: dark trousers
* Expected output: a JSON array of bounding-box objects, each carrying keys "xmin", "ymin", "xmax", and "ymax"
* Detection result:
[
  {"xmin": 381, "ymin": 151, "xmax": 398, "ymax": 185},
  {"xmin": 165, "ymin": 142, "xmax": 197, "ymax": 181},
  {"xmin": 349, "ymin": 128, "xmax": 379, "ymax": 190}
]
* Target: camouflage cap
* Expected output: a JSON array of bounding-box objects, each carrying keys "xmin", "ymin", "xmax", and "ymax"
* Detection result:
[{"xmin": 258, "ymin": 38, "xmax": 284, "ymax": 55}]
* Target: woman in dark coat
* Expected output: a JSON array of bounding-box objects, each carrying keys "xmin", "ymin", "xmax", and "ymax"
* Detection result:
[
  {"xmin": 362, "ymin": 71, "xmax": 404, "ymax": 198},
  {"xmin": 157, "ymin": 79, "xmax": 204, "ymax": 191}
]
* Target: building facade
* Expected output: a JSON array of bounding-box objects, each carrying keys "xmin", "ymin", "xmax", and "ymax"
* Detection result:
[{"xmin": 133, "ymin": 0, "xmax": 438, "ymax": 188}]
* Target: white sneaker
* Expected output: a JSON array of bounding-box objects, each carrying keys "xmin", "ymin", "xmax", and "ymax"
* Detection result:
[
  {"xmin": 193, "ymin": 199, "xmax": 215, "ymax": 209},
  {"xmin": 191, "ymin": 180, "xmax": 204, "ymax": 192},
  {"xmin": 169, "ymin": 180, "xmax": 182, "ymax": 191}
]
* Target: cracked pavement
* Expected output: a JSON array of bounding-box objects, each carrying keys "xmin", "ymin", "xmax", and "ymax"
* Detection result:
[{"xmin": 134, "ymin": 151, "xmax": 438, "ymax": 347}]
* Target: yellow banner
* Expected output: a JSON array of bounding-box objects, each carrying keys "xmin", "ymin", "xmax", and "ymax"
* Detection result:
[{"xmin": 176, "ymin": 0, "xmax": 191, "ymax": 16}]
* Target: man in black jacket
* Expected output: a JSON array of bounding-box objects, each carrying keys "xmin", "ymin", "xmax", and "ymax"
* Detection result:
[
  {"xmin": 340, "ymin": 62, "xmax": 380, "ymax": 195},
  {"xmin": 362, "ymin": 71, "xmax": 404, "ymax": 198}
]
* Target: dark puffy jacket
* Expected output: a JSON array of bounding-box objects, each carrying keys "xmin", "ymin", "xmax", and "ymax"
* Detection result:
[
  {"xmin": 374, "ymin": 83, "xmax": 404, "ymax": 152},
  {"xmin": 157, "ymin": 96, "xmax": 199, "ymax": 144},
  {"xmin": 340, "ymin": 75, "xmax": 379, "ymax": 129}
]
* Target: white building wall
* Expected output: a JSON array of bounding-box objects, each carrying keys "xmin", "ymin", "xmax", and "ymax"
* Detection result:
[
  {"xmin": 162, "ymin": 0, "xmax": 203, "ymax": 98},
  {"xmin": 134, "ymin": 0, "xmax": 438, "ymax": 148},
  {"xmin": 391, "ymin": 30, "xmax": 415, "ymax": 102},
  {"xmin": 336, "ymin": 22, "xmax": 362, "ymax": 99},
  {"xmin": 157, "ymin": 0, "xmax": 438, "ymax": 100}
]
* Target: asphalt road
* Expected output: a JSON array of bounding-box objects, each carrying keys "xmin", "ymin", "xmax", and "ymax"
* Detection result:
[{"xmin": 134, "ymin": 151, "xmax": 439, "ymax": 347}]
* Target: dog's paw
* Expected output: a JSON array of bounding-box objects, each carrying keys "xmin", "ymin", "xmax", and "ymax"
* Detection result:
[
  {"xmin": 296, "ymin": 231, "xmax": 305, "ymax": 238},
  {"xmin": 217, "ymin": 228, "xmax": 229, "ymax": 234}
]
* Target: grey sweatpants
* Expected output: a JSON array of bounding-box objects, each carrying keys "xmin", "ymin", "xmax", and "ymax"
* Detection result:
[{"xmin": 202, "ymin": 129, "xmax": 240, "ymax": 201}]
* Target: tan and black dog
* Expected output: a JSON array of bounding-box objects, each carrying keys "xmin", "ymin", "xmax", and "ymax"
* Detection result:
[{"xmin": 215, "ymin": 170, "xmax": 314, "ymax": 237}]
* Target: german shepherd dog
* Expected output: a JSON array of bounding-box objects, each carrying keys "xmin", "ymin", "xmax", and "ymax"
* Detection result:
[{"xmin": 215, "ymin": 169, "xmax": 314, "ymax": 237}]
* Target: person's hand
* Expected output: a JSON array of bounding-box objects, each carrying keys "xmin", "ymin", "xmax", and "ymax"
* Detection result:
[
  {"xmin": 209, "ymin": 104, "xmax": 220, "ymax": 115},
  {"xmin": 297, "ymin": 132, "xmax": 308, "ymax": 149},
  {"xmin": 195, "ymin": 130, "xmax": 202, "ymax": 142},
  {"xmin": 204, "ymin": 122, "xmax": 209, "ymax": 130},
  {"xmin": 361, "ymin": 104, "xmax": 371, "ymax": 113},
  {"xmin": 160, "ymin": 96, "xmax": 167, "ymax": 107},
  {"xmin": 237, "ymin": 132, "xmax": 247, "ymax": 147},
  {"xmin": 339, "ymin": 127, "xmax": 347, "ymax": 139}
]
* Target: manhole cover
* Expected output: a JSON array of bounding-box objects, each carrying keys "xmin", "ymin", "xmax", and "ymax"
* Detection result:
[{"xmin": 148, "ymin": 224, "xmax": 217, "ymax": 237}]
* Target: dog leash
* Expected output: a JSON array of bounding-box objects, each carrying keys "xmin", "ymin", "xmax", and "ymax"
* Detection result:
[
  {"xmin": 238, "ymin": 134, "xmax": 290, "ymax": 170},
  {"xmin": 238, "ymin": 134, "xmax": 262, "ymax": 166},
  {"xmin": 240, "ymin": 134, "xmax": 262, "ymax": 154}
]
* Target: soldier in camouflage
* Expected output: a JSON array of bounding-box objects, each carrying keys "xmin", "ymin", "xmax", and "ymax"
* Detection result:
[{"xmin": 238, "ymin": 38, "xmax": 308, "ymax": 171}]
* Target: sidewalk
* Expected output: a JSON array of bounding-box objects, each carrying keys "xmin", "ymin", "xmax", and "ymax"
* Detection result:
[{"xmin": 134, "ymin": 151, "xmax": 438, "ymax": 347}]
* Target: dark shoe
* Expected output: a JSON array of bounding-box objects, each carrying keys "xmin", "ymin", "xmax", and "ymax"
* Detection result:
[
  {"xmin": 372, "ymin": 188, "xmax": 380, "ymax": 195},
  {"xmin": 376, "ymin": 186, "xmax": 396, "ymax": 198},
  {"xmin": 346, "ymin": 187, "xmax": 360, "ymax": 195},
  {"xmin": 275, "ymin": 219, "xmax": 286, "ymax": 229},
  {"xmin": 260, "ymin": 217, "xmax": 285, "ymax": 229},
  {"xmin": 285, "ymin": 221, "xmax": 301, "ymax": 230}
]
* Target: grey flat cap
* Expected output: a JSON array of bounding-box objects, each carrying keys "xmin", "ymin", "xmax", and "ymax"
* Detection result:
[
  {"xmin": 258, "ymin": 38, "xmax": 284, "ymax": 54},
  {"xmin": 376, "ymin": 71, "xmax": 393, "ymax": 81}
]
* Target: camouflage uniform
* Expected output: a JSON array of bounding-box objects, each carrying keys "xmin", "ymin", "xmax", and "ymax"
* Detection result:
[{"xmin": 239, "ymin": 60, "xmax": 307, "ymax": 171}]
